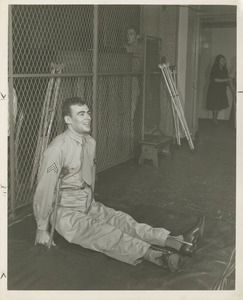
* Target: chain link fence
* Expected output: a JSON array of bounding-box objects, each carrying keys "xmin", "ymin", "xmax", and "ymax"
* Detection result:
[
  {"xmin": 9, "ymin": 5, "xmax": 95, "ymax": 218},
  {"xmin": 159, "ymin": 6, "xmax": 178, "ymax": 137},
  {"xmin": 97, "ymin": 6, "xmax": 142, "ymax": 170},
  {"xmin": 143, "ymin": 36, "xmax": 162, "ymax": 136},
  {"xmin": 8, "ymin": 5, "xmax": 166, "ymax": 218}
]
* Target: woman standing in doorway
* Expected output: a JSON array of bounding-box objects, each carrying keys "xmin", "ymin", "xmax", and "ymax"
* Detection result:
[{"xmin": 206, "ymin": 54, "xmax": 232, "ymax": 125}]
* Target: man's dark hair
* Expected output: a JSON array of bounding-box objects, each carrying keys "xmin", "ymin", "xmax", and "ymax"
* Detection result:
[{"xmin": 62, "ymin": 97, "xmax": 86, "ymax": 119}]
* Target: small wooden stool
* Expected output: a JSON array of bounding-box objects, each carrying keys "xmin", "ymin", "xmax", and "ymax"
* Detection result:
[{"xmin": 139, "ymin": 135, "xmax": 172, "ymax": 168}]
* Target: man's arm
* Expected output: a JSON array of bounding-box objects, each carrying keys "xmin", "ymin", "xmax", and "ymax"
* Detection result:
[
  {"xmin": 91, "ymin": 160, "xmax": 96, "ymax": 196},
  {"xmin": 33, "ymin": 145, "xmax": 62, "ymax": 246}
]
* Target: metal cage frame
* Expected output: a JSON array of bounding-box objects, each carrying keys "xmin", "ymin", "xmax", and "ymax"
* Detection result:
[{"xmin": 8, "ymin": 5, "xmax": 164, "ymax": 219}]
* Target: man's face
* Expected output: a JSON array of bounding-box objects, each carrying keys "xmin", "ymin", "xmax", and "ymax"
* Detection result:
[
  {"xmin": 127, "ymin": 29, "xmax": 137, "ymax": 44},
  {"xmin": 67, "ymin": 104, "xmax": 91, "ymax": 134}
]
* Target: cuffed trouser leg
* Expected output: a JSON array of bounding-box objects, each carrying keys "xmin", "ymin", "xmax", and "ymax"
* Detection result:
[
  {"xmin": 87, "ymin": 201, "xmax": 170, "ymax": 247},
  {"xmin": 55, "ymin": 207, "xmax": 150, "ymax": 265}
]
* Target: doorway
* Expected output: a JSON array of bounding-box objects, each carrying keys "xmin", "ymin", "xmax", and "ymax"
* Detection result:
[{"xmin": 196, "ymin": 15, "xmax": 236, "ymax": 123}]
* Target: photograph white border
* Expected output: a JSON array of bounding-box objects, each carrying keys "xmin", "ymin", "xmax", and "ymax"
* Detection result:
[{"xmin": 1, "ymin": 0, "xmax": 242, "ymax": 299}]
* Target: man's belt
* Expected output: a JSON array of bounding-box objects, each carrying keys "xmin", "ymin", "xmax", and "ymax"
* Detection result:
[{"xmin": 61, "ymin": 186, "xmax": 86, "ymax": 191}]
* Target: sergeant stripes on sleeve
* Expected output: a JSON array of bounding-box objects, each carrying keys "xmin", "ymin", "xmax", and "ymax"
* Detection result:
[{"xmin": 47, "ymin": 163, "xmax": 59, "ymax": 174}]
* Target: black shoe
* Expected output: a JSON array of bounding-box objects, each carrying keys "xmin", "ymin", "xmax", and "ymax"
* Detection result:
[
  {"xmin": 180, "ymin": 216, "xmax": 205, "ymax": 256},
  {"xmin": 160, "ymin": 249, "xmax": 182, "ymax": 272},
  {"xmin": 151, "ymin": 248, "xmax": 182, "ymax": 272}
]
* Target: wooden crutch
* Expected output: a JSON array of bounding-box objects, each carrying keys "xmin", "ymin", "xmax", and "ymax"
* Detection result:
[
  {"xmin": 163, "ymin": 66, "xmax": 187, "ymax": 131},
  {"xmin": 161, "ymin": 64, "xmax": 180, "ymax": 144},
  {"xmin": 30, "ymin": 66, "xmax": 56, "ymax": 190},
  {"xmin": 170, "ymin": 67, "xmax": 181, "ymax": 145},
  {"xmin": 164, "ymin": 64, "xmax": 192, "ymax": 147},
  {"xmin": 30, "ymin": 63, "xmax": 64, "ymax": 190},
  {"xmin": 159, "ymin": 64, "xmax": 182, "ymax": 144},
  {"xmin": 159, "ymin": 64, "xmax": 194, "ymax": 150},
  {"xmin": 164, "ymin": 64, "xmax": 193, "ymax": 144},
  {"xmin": 171, "ymin": 99, "xmax": 181, "ymax": 145},
  {"xmin": 164, "ymin": 65, "xmax": 191, "ymax": 137},
  {"xmin": 167, "ymin": 70, "xmax": 194, "ymax": 149},
  {"xmin": 168, "ymin": 67, "xmax": 180, "ymax": 142},
  {"xmin": 171, "ymin": 67, "xmax": 181, "ymax": 143},
  {"xmin": 39, "ymin": 63, "xmax": 65, "ymax": 167},
  {"xmin": 48, "ymin": 166, "xmax": 69, "ymax": 249}
]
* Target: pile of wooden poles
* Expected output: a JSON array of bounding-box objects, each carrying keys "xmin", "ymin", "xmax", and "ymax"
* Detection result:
[
  {"xmin": 30, "ymin": 63, "xmax": 65, "ymax": 191},
  {"xmin": 159, "ymin": 63, "xmax": 194, "ymax": 151}
]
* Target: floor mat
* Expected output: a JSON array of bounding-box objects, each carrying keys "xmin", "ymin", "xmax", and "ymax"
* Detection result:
[
  {"xmin": 8, "ymin": 120, "xmax": 236, "ymax": 290},
  {"xmin": 8, "ymin": 205, "xmax": 235, "ymax": 290}
]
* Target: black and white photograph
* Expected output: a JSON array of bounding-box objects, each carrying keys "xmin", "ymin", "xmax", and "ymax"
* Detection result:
[{"xmin": 0, "ymin": 1, "xmax": 243, "ymax": 299}]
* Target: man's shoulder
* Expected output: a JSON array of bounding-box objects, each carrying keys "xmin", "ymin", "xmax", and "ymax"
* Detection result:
[
  {"xmin": 85, "ymin": 134, "xmax": 96, "ymax": 142},
  {"xmin": 48, "ymin": 131, "xmax": 69, "ymax": 150},
  {"xmin": 85, "ymin": 134, "xmax": 96, "ymax": 146}
]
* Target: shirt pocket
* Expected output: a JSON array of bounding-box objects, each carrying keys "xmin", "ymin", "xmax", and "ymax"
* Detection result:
[{"xmin": 65, "ymin": 148, "xmax": 82, "ymax": 176}]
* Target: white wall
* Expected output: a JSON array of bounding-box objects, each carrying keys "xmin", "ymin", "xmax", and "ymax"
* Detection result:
[{"xmin": 197, "ymin": 26, "xmax": 236, "ymax": 120}]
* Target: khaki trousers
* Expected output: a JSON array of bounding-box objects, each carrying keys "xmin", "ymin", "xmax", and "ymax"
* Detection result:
[{"xmin": 55, "ymin": 189, "xmax": 170, "ymax": 265}]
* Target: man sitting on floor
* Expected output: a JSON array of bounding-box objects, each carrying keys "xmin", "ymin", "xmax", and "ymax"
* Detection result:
[{"xmin": 33, "ymin": 97, "xmax": 205, "ymax": 272}]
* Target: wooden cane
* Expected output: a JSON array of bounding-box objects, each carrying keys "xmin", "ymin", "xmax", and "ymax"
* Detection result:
[
  {"xmin": 48, "ymin": 166, "xmax": 69, "ymax": 249},
  {"xmin": 47, "ymin": 176, "xmax": 61, "ymax": 249}
]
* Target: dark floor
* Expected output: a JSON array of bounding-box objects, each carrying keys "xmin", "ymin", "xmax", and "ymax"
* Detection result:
[{"xmin": 8, "ymin": 119, "xmax": 236, "ymax": 290}]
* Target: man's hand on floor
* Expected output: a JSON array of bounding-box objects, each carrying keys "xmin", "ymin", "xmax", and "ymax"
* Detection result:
[{"xmin": 35, "ymin": 229, "xmax": 56, "ymax": 247}]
